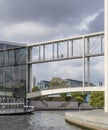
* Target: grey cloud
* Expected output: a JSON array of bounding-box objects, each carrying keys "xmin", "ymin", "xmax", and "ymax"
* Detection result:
[
  {"xmin": 0, "ymin": 0, "xmax": 103, "ymax": 26},
  {"xmin": 89, "ymin": 11, "xmax": 104, "ymax": 33},
  {"xmin": 0, "ymin": 0, "xmax": 104, "ymax": 83},
  {"xmin": 0, "ymin": 0, "xmax": 104, "ymax": 43}
]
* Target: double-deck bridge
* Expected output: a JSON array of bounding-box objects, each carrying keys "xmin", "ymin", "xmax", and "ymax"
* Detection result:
[
  {"xmin": 27, "ymin": 31, "xmax": 104, "ymax": 88},
  {"xmin": 27, "ymin": 0, "xmax": 108, "ymax": 112},
  {"xmin": 27, "ymin": 31, "xmax": 104, "ymax": 99}
]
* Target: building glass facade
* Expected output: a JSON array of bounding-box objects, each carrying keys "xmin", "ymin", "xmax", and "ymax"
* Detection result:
[
  {"xmin": 65, "ymin": 79, "xmax": 94, "ymax": 87},
  {"xmin": 0, "ymin": 42, "xmax": 27, "ymax": 102},
  {"xmin": 37, "ymin": 80, "xmax": 50, "ymax": 90}
]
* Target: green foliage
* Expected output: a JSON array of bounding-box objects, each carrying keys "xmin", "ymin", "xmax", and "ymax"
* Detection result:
[
  {"xmin": 49, "ymin": 77, "xmax": 69, "ymax": 89},
  {"xmin": 74, "ymin": 96, "xmax": 84, "ymax": 102},
  {"xmin": 32, "ymin": 86, "xmax": 40, "ymax": 92},
  {"xmin": 40, "ymin": 96, "xmax": 49, "ymax": 101},
  {"xmin": 33, "ymin": 76, "xmax": 36, "ymax": 86},
  {"xmin": 89, "ymin": 91, "xmax": 104, "ymax": 108},
  {"xmin": 71, "ymin": 92, "xmax": 86, "ymax": 107},
  {"xmin": 48, "ymin": 97, "xmax": 64, "ymax": 101},
  {"xmin": 60, "ymin": 93, "xmax": 67, "ymax": 101},
  {"xmin": 71, "ymin": 92, "xmax": 87, "ymax": 101}
]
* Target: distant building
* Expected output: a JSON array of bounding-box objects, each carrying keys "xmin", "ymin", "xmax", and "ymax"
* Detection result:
[
  {"xmin": 37, "ymin": 79, "xmax": 94, "ymax": 90},
  {"xmin": 65, "ymin": 79, "xmax": 94, "ymax": 87},
  {"xmin": 37, "ymin": 80, "xmax": 50, "ymax": 90}
]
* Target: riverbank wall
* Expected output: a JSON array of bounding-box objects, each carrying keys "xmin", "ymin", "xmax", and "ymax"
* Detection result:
[
  {"xmin": 32, "ymin": 101, "xmax": 92, "ymax": 110},
  {"xmin": 65, "ymin": 110, "xmax": 108, "ymax": 130}
]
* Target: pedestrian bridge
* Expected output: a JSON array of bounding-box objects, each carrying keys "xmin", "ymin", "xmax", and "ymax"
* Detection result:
[{"xmin": 27, "ymin": 86, "xmax": 104, "ymax": 99}]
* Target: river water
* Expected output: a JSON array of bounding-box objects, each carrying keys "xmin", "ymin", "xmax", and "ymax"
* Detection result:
[{"xmin": 0, "ymin": 111, "xmax": 86, "ymax": 130}]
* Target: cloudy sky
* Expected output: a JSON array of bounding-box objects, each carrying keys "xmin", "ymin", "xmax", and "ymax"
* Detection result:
[{"xmin": 0, "ymin": 0, "xmax": 104, "ymax": 85}]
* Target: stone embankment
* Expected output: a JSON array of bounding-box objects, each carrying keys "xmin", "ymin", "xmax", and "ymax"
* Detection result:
[
  {"xmin": 32, "ymin": 101, "xmax": 92, "ymax": 110},
  {"xmin": 65, "ymin": 110, "xmax": 108, "ymax": 130}
]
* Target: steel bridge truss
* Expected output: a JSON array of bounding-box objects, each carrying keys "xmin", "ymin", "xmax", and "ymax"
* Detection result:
[
  {"xmin": 27, "ymin": 32, "xmax": 104, "ymax": 64},
  {"xmin": 27, "ymin": 31, "xmax": 104, "ymax": 88}
]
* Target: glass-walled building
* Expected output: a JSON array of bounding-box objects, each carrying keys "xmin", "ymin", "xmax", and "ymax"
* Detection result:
[{"xmin": 0, "ymin": 41, "xmax": 28, "ymax": 103}]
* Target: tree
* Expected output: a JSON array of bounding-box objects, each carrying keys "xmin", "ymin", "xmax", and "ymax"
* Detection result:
[
  {"xmin": 89, "ymin": 91, "xmax": 104, "ymax": 108},
  {"xmin": 60, "ymin": 93, "xmax": 67, "ymax": 101},
  {"xmin": 71, "ymin": 92, "xmax": 86, "ymax": 108},
  {"xmin": 33, "ymin": 76, "xmax": 36, "ymax": 87},
  {"xmin": 49, "ymin": 77, "xmax": 68, "ymax": 89},
  {"xmin": 32, "ymin": 86, "xmax": 40, "ymax": 92}
]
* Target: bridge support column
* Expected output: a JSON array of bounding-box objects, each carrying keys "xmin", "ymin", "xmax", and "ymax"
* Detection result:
[
  {"xmin": 28, "ymin": 65, "xmax": 32, "ymax": 93},
  {"xmin": 105, "ymin": 0, "xmax": 108, "ymax": 112},
  {"xmin": 82, "ymin": 37, "xmax": 85, "ymax": 87},
  {"xmin": 28, "ymin": 47, "xmax": 33, "ymax": 93},
  {"xmin": 87, "ymin": 38, "xmax": 90, "ymax": 86}
]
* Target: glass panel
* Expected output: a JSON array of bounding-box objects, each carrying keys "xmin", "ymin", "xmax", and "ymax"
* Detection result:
[
  {"xmin": 19, "ymin": 48, "xmax": 26, "ymax": 64},
  {"xmin": 5, "ymin": 44, "xmax": 12, "ymax": 49},
  {"xmin": 12, "ymin": 66, "xmax": 19, "ymax": 88},
  {"xmin": 5, "ymin": 51, "xmax": 12, "ymax": 66},
  {"xmin": 0, "ymin": 43, "xmax": 27, "ymax": 100},
  {"xmin": 0, "ymin": 44, "xmax": 4, "ymax": 51},
  {"xmin": 0, "ymin": 67, "xmax": 3, "ymax": 91},
  {"xmin": 12, "ymin": 45, "xmax": 19, "ymax": 49},
  {"xmin": 5, "ymin": 67, "xmax": 12, "ymax": 92},
  {"xmin": 12, "ymin": 66, "xmax": 20, "ymax": 97},
  {"xmin": 19, "ymin": 65, "xmax": 26, "ymax": 98},
  {"xmin": 16, "ymin": 49, "xmax": 20, "ymax": 65},
  {"xmin": 0, "ymin": 51, "xmax": 5, "ymax": 66},
  {"xmin": 12, "ymin": 49, "xmax": 19, "ymax": 65}
]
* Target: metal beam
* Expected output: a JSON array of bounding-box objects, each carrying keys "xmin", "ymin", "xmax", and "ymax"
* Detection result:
[
  {"xmin": 28, "ymin": 53, "xmax": 104, "ymax": 65},
  {"xmin": 27, "ymin": 32, "xmax": 104, "ymax": 47}
]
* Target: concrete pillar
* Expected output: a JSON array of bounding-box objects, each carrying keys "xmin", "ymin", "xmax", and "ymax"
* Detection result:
[
  {"xmin": 57, "ymin": 43, "xmax": 59, "ymax": 59},
  {"xmin": 82, "ymin": 37, "xmax": 85, "ymax": 87},
  {"xmin": 28, "ymin": 64, "xmax": 33, "ymax": 93},
  {"xmin": 105, "ymin": 0, "xmax": 108, "ymax": 112},
  {"xmin": 52, "ymin": 43, "xmax": 54, "ymax": 60},
  {"xmin": 71, "ymin": 40, "xmax": 73, "ymax": 57},
  {"xmin": 87, "ymin": 38, "xmax": 90, "ymax": 86},
  {"xmin": 28, "ymin": 47, "xmax": 33, "ymax": 93},
  {"xmin": 67, "ymin": 41, "xmax": 69, "ymax": 58}
]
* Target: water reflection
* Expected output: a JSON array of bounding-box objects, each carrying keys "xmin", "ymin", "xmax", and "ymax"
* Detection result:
[{"xmin": 0, "ymin": 111, "xmax": 85, "ymax": 130}]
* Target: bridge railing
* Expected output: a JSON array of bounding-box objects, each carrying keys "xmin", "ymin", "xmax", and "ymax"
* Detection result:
[
  {"xmin": 27, "ymin": 32, "xmax": 104, "ymax": 64},
  {"xmin": 33, "ymin": 84, "xmax": 103, "ymax": 92}
]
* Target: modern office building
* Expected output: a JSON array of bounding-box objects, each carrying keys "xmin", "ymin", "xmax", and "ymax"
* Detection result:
[
  {"xmin": 0, "ymin": 40, "xmax": 96, "ymax": 105},
  {"xmin": 37, "ymin": 79, "xmax": 94, "ymax": 90},
  {"xmin": 65, "ymin": 79, "xmax": 94, "ymax": 87},
  {"xmin": 0, "ymin": 41, "xmax": 32, "ymax": 105},
  {"xmin": 37, "ymin": 80, "xmax": 50, "ymax": 90}
]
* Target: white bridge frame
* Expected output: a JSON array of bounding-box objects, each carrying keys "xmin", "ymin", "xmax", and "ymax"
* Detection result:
[
  {"xmin": 27, "ymin": 0, "xmax": 108, "ymax": 112},
  {"xmin": 27, "ymin": 86, "xmax": 104, "ymax": 99}
]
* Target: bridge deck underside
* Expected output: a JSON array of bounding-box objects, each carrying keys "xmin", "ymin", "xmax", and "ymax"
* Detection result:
[{"xmin": 27, "ymin": 86, "xmax": 104, "ymax": 99}]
